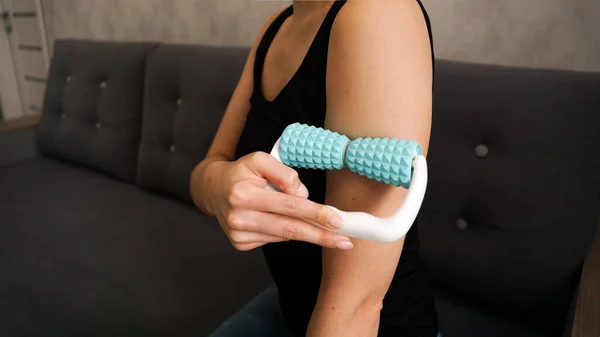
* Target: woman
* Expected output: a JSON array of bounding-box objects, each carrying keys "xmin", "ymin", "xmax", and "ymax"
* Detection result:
[{"xmin": 190, "ymin": 0, "xmax": 438, "ymax": 336}]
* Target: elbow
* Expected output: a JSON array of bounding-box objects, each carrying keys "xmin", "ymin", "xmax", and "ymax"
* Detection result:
[
  {"xmin": 357, "ymin": 295, "xmax": 385, "ymax": 318},
  {"xmin": 309, "ymin": 294, "xmax": 383, "ymax": 336},
  {"xmin": 325, "ymin": 291, "xmax": 385, "ymax": 322},
  {"xmin": 348, "ymin": 296, "xmax": 384, "ymax": 332}
]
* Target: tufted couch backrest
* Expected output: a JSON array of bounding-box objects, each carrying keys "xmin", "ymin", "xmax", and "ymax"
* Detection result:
[
  {"xmin": 36, "ymin": 40, "xmax": 158, "ymax": 182},
  {"xmin": 137, "ymin": 44, "xmax": 247, "ymax": 200},
  {"xmin": 420, "ymin": 60, "xmax": 600, "ymax": 328}
]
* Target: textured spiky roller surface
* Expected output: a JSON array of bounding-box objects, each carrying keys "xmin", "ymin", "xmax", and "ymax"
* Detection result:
[
  {"xmin": 279, "ymin": 123, "xmax": 420, "ymax": 188},
  {"xmin": 345, "ymin": 137, "xmax": 420, "ymax": 188},
  {"xmin": 279, "ymin": 123, "xmax": 350, "ymax": 170}
]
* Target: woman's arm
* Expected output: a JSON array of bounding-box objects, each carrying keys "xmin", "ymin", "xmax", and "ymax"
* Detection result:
[{"xmin": 307, "ymin": 1, "xmax": 433, "ymax": 336}]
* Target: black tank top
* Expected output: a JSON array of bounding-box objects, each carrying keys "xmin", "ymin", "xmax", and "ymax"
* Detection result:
[{"xmin": 235, "ymin": 1, "xmax": 438, "ymax": 336}]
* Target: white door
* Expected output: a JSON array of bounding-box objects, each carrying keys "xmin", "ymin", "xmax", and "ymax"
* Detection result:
[{"xmin": 0, "ymin": 0, "xmax": 50, "ymax": 121}]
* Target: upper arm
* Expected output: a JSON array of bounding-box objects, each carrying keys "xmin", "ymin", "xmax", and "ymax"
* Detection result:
[
  {"xmin": 204, "ymin": 8, "xmax": 287, "ymax": 162},
  {"xmin": 318, "ymin": 0, "xmax": 433, "ymax": 310}
]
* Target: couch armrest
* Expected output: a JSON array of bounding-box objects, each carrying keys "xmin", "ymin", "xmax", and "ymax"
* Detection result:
[
  {"xmin": 570, "ymin": 218, "xmax": 600, "ymax": 337},
  {"xmin": 0, "ymin": 126, "xmax": 39, "ymax": 167}
]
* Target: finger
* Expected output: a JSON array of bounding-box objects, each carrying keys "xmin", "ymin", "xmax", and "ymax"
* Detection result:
[
  {"xmin": 234, "ymin": 241, "xmax": 267, "ymax": 252},
  {"xmin": 245, "ymin": 211, "xmax": 353, "ymax": 249},
  {"xmin": 228, "ymin": 230, "xmax": 290, "ymax": 246},
  {"xmin": 230, "ymin": 236, "xmax": 289, "ymax": 252},
  {"xmin": 247, "ymin": 152, "xmax": 308, "ymax": 197},
  {"xmin": 246, "ymin": 188, "xmax": 344, "ymax": 231}
]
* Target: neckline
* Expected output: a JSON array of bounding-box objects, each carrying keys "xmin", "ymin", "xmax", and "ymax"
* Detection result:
[{"xmin": 257, "ymin": 2, "xmax": 339, "ymax": 104}]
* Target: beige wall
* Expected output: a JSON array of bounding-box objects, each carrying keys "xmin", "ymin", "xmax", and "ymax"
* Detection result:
[
  {"xmin": 421, "ymin": 0, "xmax": 600, "ymax": 72},
  {"xmin": 41, "ymin": 0, "xmax": 288, "ymax": 48},
  {"xmin": 41, "ymin": 0, "xmax": 600, "ymax": 72}
]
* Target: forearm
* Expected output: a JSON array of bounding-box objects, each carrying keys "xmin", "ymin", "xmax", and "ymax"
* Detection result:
[{"xmin": 190, "ymin": 156, "xmax": 230, "ymax": 215}]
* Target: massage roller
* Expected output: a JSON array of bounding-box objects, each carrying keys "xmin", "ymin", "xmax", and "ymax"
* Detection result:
[{"xmin": 266, "ymin": 123, "xmax": 428, "ymax": 243}]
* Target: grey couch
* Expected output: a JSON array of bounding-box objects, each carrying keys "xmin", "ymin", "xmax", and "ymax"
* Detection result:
[{"xmin": 0, "ymin": 39, "xmax": 598, "ymax": 337}]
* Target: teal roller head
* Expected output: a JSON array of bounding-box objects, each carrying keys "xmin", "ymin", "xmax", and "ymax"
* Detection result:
[
  {"xmin": 278, "ymin": 123, "xmax": 420, "ymax": 188},
  {"xmin": 279, "ymin": 123, "xmax": 350, "ymax": 170},
  {"xmin": 346, "ymin": 137, "xmax": 421, "ymax": 189}
]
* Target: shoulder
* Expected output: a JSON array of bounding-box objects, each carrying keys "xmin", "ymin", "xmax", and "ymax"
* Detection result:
[
  {"xmin": 330, "ymin": 0, "xmax": 432, "ymax": 56},
  {"xmin": 326, "ymin": 0, "xmax": 433, "ymax": 90},
  {"xmin": 335, "ymin": 0, "xmax": 430, "ymax": 29}
]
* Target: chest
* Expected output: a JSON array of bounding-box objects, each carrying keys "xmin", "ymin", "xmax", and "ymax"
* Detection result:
[{"xmin": 260, "ymin": 19, "xmax": 325, "ymax": 103}]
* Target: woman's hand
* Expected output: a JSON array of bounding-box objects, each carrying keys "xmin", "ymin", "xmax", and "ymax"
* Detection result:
[{"xmin": 199, "ymin": 152, "xmax": 354, "ymax": 251}]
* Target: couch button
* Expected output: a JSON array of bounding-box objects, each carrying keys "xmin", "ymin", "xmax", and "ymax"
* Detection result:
[
  {"xmin": 456, "ymin": 218, "xmax": 469, "ymax": 230},
  {"xmin": 169, "ymin": 145, "xmax": 176, "ymax": 153},
  {"xmin": 176, "ymin": 98, "xmax": 183, "ymax": 106},
  {"xmin": 475, "ymin": 144, "xmax": 489, "ymax": 158},
  {"xmin": 66, "ymin": 76, "xmax": 71, "ymax": 83},
  {"xmin": 99, "ymin": 81, "xmax": 107, "ymax": 88},
  {"xmin": 95, "ymin": 122, "xmax": 101, "ymax": 129},
  {"xmin": 60, "ymin": 113, "xmax": 67, "ymax": 119}
]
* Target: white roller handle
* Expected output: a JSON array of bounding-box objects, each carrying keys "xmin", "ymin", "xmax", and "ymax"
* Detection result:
[{"xmin": 265, "ymin": 137, "xmax": 428, "ymax": 243}]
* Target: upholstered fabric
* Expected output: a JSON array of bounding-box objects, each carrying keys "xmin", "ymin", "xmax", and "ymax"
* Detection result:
[
  {"xmin": 137, "ymin": 45, "xmax": 247, "ymax": 201},
  {"xmin": 0, "ymin": 128, "xmax": 39, "ymax": 168},
  {"xmin": 0, "ymin": 158, "xmax": 271, "ymax": 336},
  {"xmin": 434, "ymin": 291, "xmax": 552, "ymax": 337},
  {"xmin": 36, "ymin": 39, "xmax": 157, "ymax": 182},
  {"xmin": 420, "ymin": 60, "xmax": 600, "ymax": 333}
]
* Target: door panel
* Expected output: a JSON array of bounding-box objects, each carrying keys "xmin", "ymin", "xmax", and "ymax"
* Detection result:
[
  {"xmin": 12, "ymin": 0, "xmax": 37, "ymax": 12},
  {"xmin": 0, "ymin": 0, "xmax": 49, "ymax": 119},
  {"xmin": 13, "ymin": 16, "xmax": 42, "ymax": 45},
  {"xmin": 26, "ymin": 81, "xmax": 44, "ymax": 111},
  {"xmin": 20, "ymin": 49, "xmax": 46, "ymax": 78}
]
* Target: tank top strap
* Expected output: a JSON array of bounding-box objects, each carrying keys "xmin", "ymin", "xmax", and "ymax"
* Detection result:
[
  {"xmin": 313, "ymin": 0, "xmax": 347, "ymax": 48},
  {"xmin": 253, "ymin": 6, "xmax": 294, "ymax": 92},
  {"xmin": 416, "ymin": 0, "xmax": 435, "ymax": 75}
]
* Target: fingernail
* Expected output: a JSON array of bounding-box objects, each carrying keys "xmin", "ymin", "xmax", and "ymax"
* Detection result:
[
  {"xmin": 336, "ymin": 239, "xmax": 354, "ymax": 250},
  {"xmin": 297, "ymin": 184, "xmax": 309, "ymax": 198},
  {"xmin": 327, "ymin": 213, "xmax": 344, "ymax": 229}
]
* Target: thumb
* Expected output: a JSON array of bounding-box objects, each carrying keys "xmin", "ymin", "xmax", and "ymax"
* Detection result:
[{"xmin": 247, "ymin": 152, "xmax": 309, "ymax": 198}]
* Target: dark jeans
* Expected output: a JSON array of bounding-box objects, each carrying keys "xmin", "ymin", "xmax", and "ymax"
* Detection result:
[
  {"xmin": 209, "ymin": 284, "xmax": 294, "ymax": 337},
  {"xmin": 209, "ymin": 284, "xmax": 442, "ymax": 337}
]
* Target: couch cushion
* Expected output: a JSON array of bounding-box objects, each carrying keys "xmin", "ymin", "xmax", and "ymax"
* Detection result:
[
  {"xmin": 435, "ymin": 291, "xmax": 551, "ymax": 337},
  {"xmin": 0, "ymin": 127, "xmax": 39, "ymax": 168},
  {"xmin": 420, "ymin": 60, "xmax": 600, "ymax": 329},
  {"xmin": 36, "ymin": 39, "xmax": 157, "ymax": 182},
  {"xmin": 137, "ymin": 45, "xmax": 247, "ymax": 201},
  {"xmin": 0, "ymin": 158, "xmax": 271, "ymax": 336}
]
